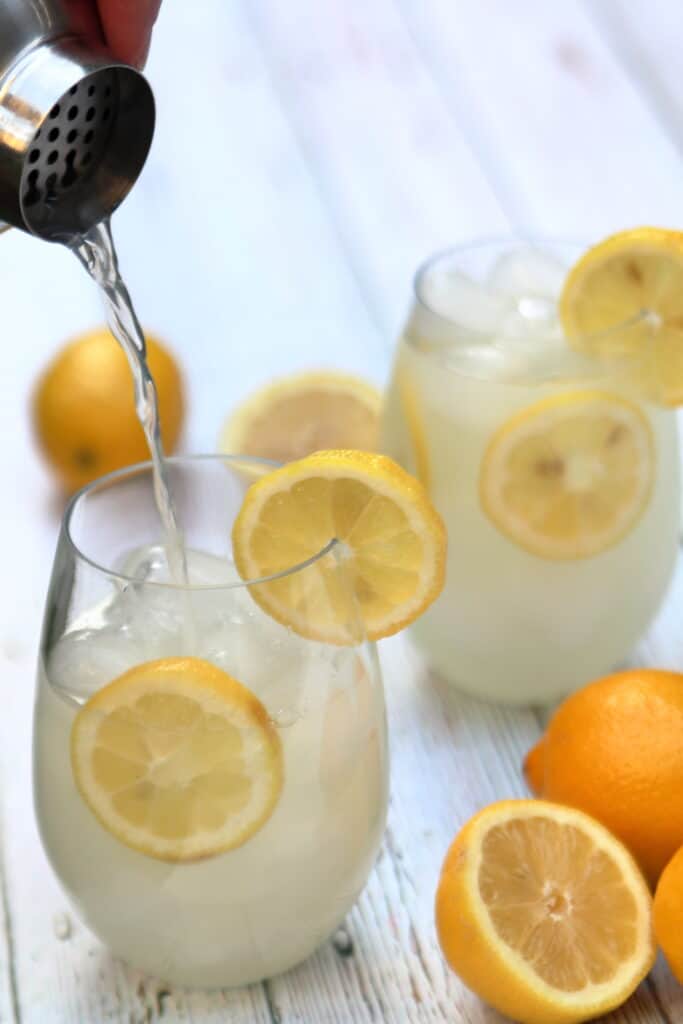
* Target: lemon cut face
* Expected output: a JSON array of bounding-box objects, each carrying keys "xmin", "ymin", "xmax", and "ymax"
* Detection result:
[
  {"xmin": 436, "ymin": 801, "xmax": 655, "ymax": 1024},
  {"xmin": 219, "ymin": 371, "xmax": 381, "ymax": 462},
  {"xmin": 231, "ymin": 450, "xmax": 446, "ymax": 643},
  {"xmin": 71, "ymin": 658, "xmax": 283, "ymax": 862},
  {"xmin": 479, "ymin": 392, "xmax": 654, "ymax": 560}
]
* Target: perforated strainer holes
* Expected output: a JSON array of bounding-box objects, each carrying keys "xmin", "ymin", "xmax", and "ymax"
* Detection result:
[
  {"xmin": 20, "ymin": 71, "xmax": 118, "ymax": 213},
  {"xmin": 45, "ymin": 172, "xmax": 58, "ymax": 203},
  {"xmin": 62, "ymin": 151, "xmax": 78, "ymax": 189},
  {"xmin": 23, "ymin": 169, "xmax": 40, "ymax": 208}
]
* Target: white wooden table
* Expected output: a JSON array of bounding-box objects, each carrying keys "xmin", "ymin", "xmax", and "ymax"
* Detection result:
[{"xmin": 1, "ymin": 2, "xmax": 683, "ymax": 1020}]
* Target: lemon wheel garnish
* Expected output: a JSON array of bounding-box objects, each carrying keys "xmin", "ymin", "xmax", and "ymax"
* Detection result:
[
  {"xmin": 436, "ymin": 800, "xmax": 655, "ymax": 1024},
  {"xmin": 479, "ymin": 391, "xmax": 654, "ymax": 560},
  {"xmin": 71, "ymin": 658, "xmax": 283, "ymax": 862},
  {"xmin": 231, "ymin": 449, "xmax": 446, "ymax": 643},
  {"xmin": 219, "ymin": 371, "xmax": 381, "ymax": 462},
  {"xmin": 560, "ymin": 227, "xmax": 683, "ymax": 406}
]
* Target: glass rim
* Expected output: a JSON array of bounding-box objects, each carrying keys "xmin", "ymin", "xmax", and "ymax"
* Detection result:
[
  {"xmin": 63, "ymin": 452, "xmax": 342, "ymax": 591},
  {"xmin": 411, "ymin": 235, "xmax": 651, "ymax": 346}
]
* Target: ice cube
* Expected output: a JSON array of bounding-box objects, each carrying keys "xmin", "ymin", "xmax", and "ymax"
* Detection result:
[
  {"xmin": 47, "ymin": 624, "xmax": 142, "ymax": 702},
  {"xmin": 488, "ymin": 247, "xmax": 566, "ymax": 300},
  {"xmin": 115, "ymin": 545, "xmax": 238, "ymax": 587},
  {"xmin": 49, "ymin": 539, "xmax": 358, "ymax": 725},
  {"xmin": 115, "ymin": 543, "xmax": 167, "ymax": 582},
  {"xmin": 205, "ymin": 600, "xmax": 309, "ymax": 708},
  {"xmin": 498, "ymin": 300, "xmax": 563, "ymax": 341},
  {"xmin": 419, "ymin": 268, "xmax": 511, "ymax": 334}
]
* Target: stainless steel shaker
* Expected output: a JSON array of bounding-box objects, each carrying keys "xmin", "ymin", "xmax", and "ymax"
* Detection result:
[{"xmin": 0, "ymin": 0, "xmax": 155, "ymax": 241}]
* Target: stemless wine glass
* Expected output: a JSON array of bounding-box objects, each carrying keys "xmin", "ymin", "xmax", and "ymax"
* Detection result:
[
  {"xmin": 381, "ymin": 239, "xmax": 680, "ymax": 705},
  {"xmin": 34, "ymin": 455, "xmax": 388, "ymax": 988}
]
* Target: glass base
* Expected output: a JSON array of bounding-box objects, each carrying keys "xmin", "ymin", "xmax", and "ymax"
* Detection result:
[{"xmin": 409, "ymin": 618, "xmax": 637, "ymax": 708}]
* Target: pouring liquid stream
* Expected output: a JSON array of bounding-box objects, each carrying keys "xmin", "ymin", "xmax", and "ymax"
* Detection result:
[{"xmin": 73, "ymin": 218, "xmax": 190, "ymax": 590}]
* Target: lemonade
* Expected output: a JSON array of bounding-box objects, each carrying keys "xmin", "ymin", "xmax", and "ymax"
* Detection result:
[
  {"xmin": 33, "ymin": 459, "xmax": 388, "ymax": 987},
  {"xmin": 381, "ymin": 241, "xmax": 680, "ymax": 704},
  {"xmin": 35, "ymin": 214, "xmax": 446, "ymax": 988}
]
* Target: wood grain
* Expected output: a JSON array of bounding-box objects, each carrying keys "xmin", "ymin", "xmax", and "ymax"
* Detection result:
[
  {"xmin": 247, "ymin": 0, "xmax": 510, "ymax": 338},
  {"xmin": 397, "ymin": 0, "xmax": 683, "ymax": 234},
  {"xmin": 586, "ymin": 0, "xmax": 683, "ymax": 158}
]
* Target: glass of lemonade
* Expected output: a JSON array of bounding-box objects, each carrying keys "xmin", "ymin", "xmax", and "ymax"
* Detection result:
[
  {"xmin": 381, "ymin": 240, "xmax": 680, "ymax": 705},
  {"xmin": 34, "ymin": 455, "xmax": 388, "ymax": 988}
]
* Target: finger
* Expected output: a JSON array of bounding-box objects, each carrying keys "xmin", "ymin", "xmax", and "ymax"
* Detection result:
[
  {"xmin": 62, "ymin": 0, "xmax": 105, "ymax": 45},
  {"xmin": 97, "ymin": 0, "xmax": 162, "ymax": 68}
]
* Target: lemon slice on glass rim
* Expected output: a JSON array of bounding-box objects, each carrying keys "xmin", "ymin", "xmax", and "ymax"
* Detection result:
[
  {"xmin": 231, "ymin": 449, "xmax": 446, "ymax": 644},
  {"xmin": 560, "ymin": 227, "xmax": 683, "ymax": 406},
  {"xmin": 479, "ymin": 391, "xmax": 654, "ymax": 560}
]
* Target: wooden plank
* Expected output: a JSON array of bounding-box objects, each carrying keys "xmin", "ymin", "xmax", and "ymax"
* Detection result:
[
  {"xmin": 246, "ymin": 0, "xmax": 510, "ymax": 339},
  {"xmin": 397, "ymin": 0, "xmax": 683, "ymax": 234},
  {"xmin": 586, "ymin": 0, "xmax": 683, "ymax": 156}
]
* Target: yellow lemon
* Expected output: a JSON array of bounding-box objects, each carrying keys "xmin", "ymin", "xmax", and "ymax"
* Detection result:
[
  {"xmin": 219, "ymin": 370, "xmax": 381, "ymax": 462},
  {"xmin": 435, "ymin": 800, "xmax": 655, "ymax": 1024},
  {"xmin": 231, "ymin": 449, "xmax": 446, "ymax": 643},
  {"xmin": 559, "ymin": 227, "xmax": 683, "ymax": 406},
  {"xmin": 71, "ymin": 657, "xmax": 283, "ymax": 862},
  {"xmin": 33, "ymin": 328, "xmax": 184, "ymax": 492}
]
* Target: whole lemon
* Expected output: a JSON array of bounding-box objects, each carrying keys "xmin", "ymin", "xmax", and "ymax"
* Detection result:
[
  {"xmin": 524, "ymin": 669, "xmax": 683, "ymax": 885},
  {"xmin": 653, "ymin": 844, "xmax": 683, "ymax": 982},
  {"xmin": 33, "ymin": 328, "xmax": 184, "ymax": 492}
]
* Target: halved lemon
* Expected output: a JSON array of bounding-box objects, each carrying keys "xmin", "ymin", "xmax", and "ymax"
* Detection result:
[
  {"xmin": 560, "ymin": 228, "xmax": 683, "ymax": 406},
  {"xmin": 71, "ymin": 658, "xmax": 283, "ymax": 862},
  {"xmin": 436, "ymin": 800, "xmax": 655, "ymax": 1024},
  {"xmin": 479, "ymin": 391, "xmax": 654, "ymax": 560},
  {"xmin": 219, "ymin": 371, "xmax": 382, "ymax": 462},
  {"xmin": 231, "ymin": 449, "xmax": 446, "ymax": 643}
]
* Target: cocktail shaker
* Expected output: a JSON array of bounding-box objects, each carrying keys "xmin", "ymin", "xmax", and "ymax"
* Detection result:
[{"xmin": 0, "ymin": 0, "xmax": 154, "ymax": 241}]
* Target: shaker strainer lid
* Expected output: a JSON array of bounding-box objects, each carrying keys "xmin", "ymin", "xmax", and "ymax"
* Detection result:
[{"xmin": 0, "ymin": 38, "xmax": 154, "ymax": 240}]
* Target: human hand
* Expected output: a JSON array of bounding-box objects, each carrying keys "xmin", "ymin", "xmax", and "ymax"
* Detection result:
[{"xmin": 66, "ymin": 0, "xmax": 162, "ymax": 68}]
